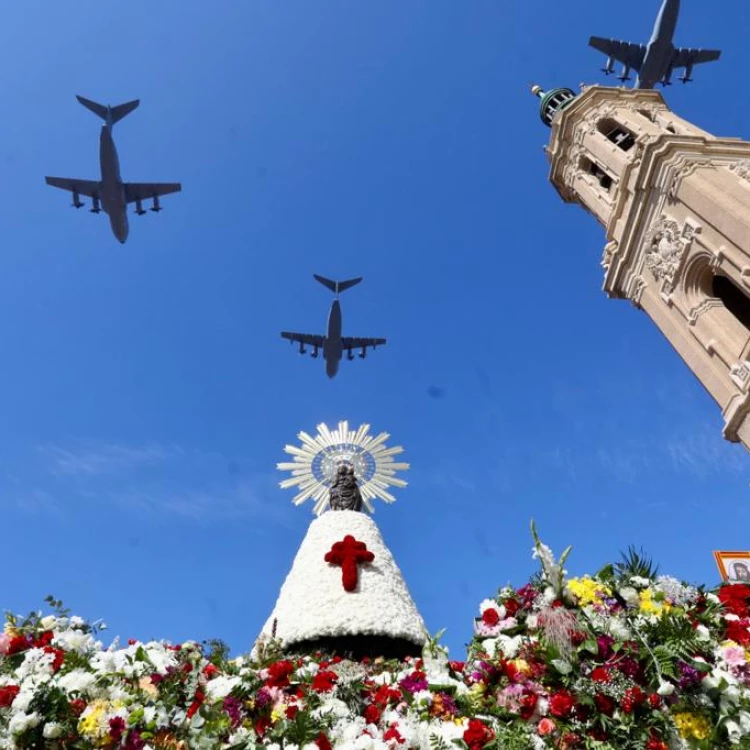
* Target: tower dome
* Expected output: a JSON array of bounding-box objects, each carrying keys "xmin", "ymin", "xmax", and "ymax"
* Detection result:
[{"xmin": 531, "ymin": 84, "xmax": 577, "ymax": 126}]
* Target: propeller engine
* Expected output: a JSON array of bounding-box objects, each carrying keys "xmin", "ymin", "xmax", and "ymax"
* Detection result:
[
  {"xmin": 298, "ymin": 342, "xmax": 306, "ymax": 355},
  {"xmin": 71, "ymin": 190, "xmax": 83, "ymax": 209},
  {"xmin": 90, "ymin": 196, "xmax": 101, "ymax": 214},
  {"xmin": 661, "ymin": 66, "xmax": 674, "ymax": 85},
  {"xmin": 601, "ymin": 56, "xmax": 615, "ymax": 75},
  {"xmin": 150, "ymin": 195, "xmax": 162, "ymax": 213},
  {"xmin": 618, "ymin": 65, "xmax": 631, "ymax": 82},
  {"xmin": 679, "ymin": 64, "xmax": 693, "ymax": 83},
  {"xmin": 347, "ymin": 349, "xmax": 354, "ymax": 361},
  {"xmin": 134, "ymin": 198, "xmax": 146, "ymax": 216},
  {"xmin": 359, "ymin": 347, "xmax": 367, "ymax": 359},
  {"xmin": 311, "ymin": 346, "xmax": 319, "ymax": 359}
]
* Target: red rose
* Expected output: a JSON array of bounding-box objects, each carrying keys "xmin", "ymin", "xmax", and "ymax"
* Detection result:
[
  {"xmin": 364, "ymin": 704, "xmax": 382, "ymax": 725},
  {"xmin": 315, "ymin": 733, "xmax": 332, "ymax": 750},
  {"xmin": 726, "ymin": 619, "xmax": 750, "ymax": 645},
  {"xmin": 621, "ymin": 686, "xmax": 645, "ymax": 714},
  {"xmin": 312, "ymin": 670, "xmax": 338, "ymax": 693},
  {"xmin": 593, "ymin": 693, "xmax": 615, "ymax": 716},
  {"xmin": 548, "ymin": 690, "xmax": 575, "ymax": 718},
  {"xmin": 0, "ymin": 685, "xmax": 20, "ymax": 708},
  {"xmin": 44, "ymin": 646, "xmax": 65, "ymax": 673},
  {"xmin": 266, "ymin": 660, "xmax": 295, "ymax": 688},
  {"xmin": 383, "ymin": 724, "xmax": 405, "ymax": 744},
  {"xmin": 504, "ymin": 599, "xmax": 520, "ymax": 617},
  {"xmin": 719, "ymin": 584, "xmax": 750, "ymax": 617},
  {"xmin": 69, "ymin": 698, "xmax": 86, "ymax": 716},
  {"xmin": 482, "ymin": 608, "xmax": 500, "ymax": 626},
  {"xmin": 463, "ymin": 719, "xmax": 495, "ymax": 750},
  {"xmin": 648, "ymin": 693, "xmax": 661, "ymax": 709},
  {"xmin": 34, "ymin": 631, "xmax": 54, "ymax": 648},
  {"xmin": 284, "ymin": 705, "xmax": 298, "ymax": 719},
  {"xmin": 590, "ymin": 667, "xmax": 610, "ymax": 683},
  {"xmin": 202, "ymin": 664, "xmax": 220, "ymax": 679},
  {"xmin": 519, "ymin": 691, "xmax": 538, "ymax": 719},
  {"xmin": 7, "ymin": 635, "xmax": 30, "ymax": 655}
]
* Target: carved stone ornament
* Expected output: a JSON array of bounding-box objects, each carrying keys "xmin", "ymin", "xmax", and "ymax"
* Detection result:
[
  {"xmin": 601, "ymin": 240, "xmax": 618, "ymax": 271},
  {"xmin": 642, "ymin": 216, "xmax": 691, "ymax": 291},
  {"xmin": 668, "ymin": 159, "xmax": 702, "ymax": 201},
  {"xmin": 729, "ymin": 160, "xmax": 750, "ymax": 184},
  {"xmin": 730, "ymin": 362, "xmax": 750, "ymax": 391}
]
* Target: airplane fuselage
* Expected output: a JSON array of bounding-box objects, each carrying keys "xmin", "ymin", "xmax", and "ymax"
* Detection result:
[
  {"xmin": 99, "ymin": 125, "xmax": 129, "ymax": 243},
  {"xmin": 324, "ymin": 299, "xmax": 344, "ymax": 378},
  {"xmin": 637, "ymin": 0, "xmax": 679, "ymax": 88}
]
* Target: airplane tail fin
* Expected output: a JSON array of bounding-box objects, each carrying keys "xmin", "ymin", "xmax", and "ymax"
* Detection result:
[
  {"xmin": 314, "ymin": 274, "xmax": 363, "ymax": 295},
  {"xmin": 76, "ymin": 95, "xmax": 140, "ymax": 125}
]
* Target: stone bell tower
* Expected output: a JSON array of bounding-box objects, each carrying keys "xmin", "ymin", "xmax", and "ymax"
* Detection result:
[{"xmin": 534, "ymin": 84, "xmax": 750, "ymax": 455}]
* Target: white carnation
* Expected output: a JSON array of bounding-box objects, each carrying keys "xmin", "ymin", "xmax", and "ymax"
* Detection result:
[
  {"xmin": 43, "ymin": 722, "xmax": 63, "ymax": 739},
  {"xmin": 205, "ymin": 676, "xmax": 241, "ymax": 701}
]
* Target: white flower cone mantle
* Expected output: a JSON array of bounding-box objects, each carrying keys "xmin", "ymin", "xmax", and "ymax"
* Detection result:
[{"xmin": 257, "ymin": 510, "xmax": 426, "ymax": 657}]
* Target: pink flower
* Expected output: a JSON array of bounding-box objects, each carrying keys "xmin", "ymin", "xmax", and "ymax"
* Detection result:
[
  {"xmin": 723, "ymin": 645, "xmax": 748, "ymax": 666},
  {"xmin": 538, "ymin": 718, "xmax": 556, "ymax": 736},
  {"xmin": 0, "ymin": 634, "xmax": 11, "ymax": 655}
]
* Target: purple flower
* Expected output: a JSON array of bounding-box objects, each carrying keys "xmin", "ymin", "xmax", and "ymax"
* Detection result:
[
  {"xmin": 255, "ymin": 688, "xmax": 272, "ymax": 707},
  {"xmin": 399, "ymin": 672, "xmax": 428, "ymax": 694},
  {"xmin": 123, "ymin": 731, "xmax": 146, "ymax": 750},
  {"xmin": 223, "ymin": 696, "xmax": 242, "ymax": 727},
  {"xmin": 677, "ymin": 661, "xmax": 701, "ymax": 689}
]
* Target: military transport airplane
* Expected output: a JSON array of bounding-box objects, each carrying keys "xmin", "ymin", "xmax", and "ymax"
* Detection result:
[
  {"xmin": 589, "ymin": 0, "xmax": 721, "ymax": 89},
  {"xmin": 281, "ymin": 275, "xmax": 386, "ymax": 379},
  {"xmin": 45, "ymin": 96, "xmax": 181, "ymax": 244}
]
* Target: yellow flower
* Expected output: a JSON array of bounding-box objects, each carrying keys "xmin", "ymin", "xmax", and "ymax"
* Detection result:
[
  {"xmin": 639, "ymin": 589, "xmax": 672, "ymax": 615},
  {"xmin": 674, "ymin": 712, "xmax": 711, "ymax": 740},
  {"xmin": 566, "ymin": 577, "xmax": 612, "ymax": 607}
]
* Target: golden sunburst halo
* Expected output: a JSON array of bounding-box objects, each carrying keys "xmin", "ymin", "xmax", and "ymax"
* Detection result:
[{"xmin": 277, "ymin": 421, "xmax": 409, "ymax": 515}]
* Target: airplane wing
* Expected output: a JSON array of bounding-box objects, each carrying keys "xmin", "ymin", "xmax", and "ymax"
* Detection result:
[
  {"xmin": 124, "ymin": 182, "xmax": 182, "ymax": 204},
  {"xmin": 45, "ymin": 177, "xmax": 100, "ymax": 198},
  {"xmin": 281, "ymin": 332, "xmax": 326, "ymax": 347},
  {"xmin": 341, "ymin": 336, "xmax": 386, "ymax": 352},
  {"xmin": 671, "ymin": 47, "xmax": 721, "ymax": 70},
  {"xmin": 589, "ymin": 36, "xmax": 647, "ymax": 72}
]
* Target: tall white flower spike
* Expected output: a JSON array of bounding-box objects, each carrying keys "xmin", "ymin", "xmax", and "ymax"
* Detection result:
[{"xmin": 277, "ymin": 421, "xmax": 409, "ymax": 515}]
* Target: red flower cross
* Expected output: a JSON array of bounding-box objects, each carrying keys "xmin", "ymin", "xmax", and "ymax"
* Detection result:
[{"xmin": 324, "ymin": 535, "xmax": 374, "ymax": 591}]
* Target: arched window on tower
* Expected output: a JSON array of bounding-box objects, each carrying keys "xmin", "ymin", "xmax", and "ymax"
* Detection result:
[
  {"xmin": 597, "ymin": 118, "xmax": 636, "ymax": 152},
  {"xmin": 579, "ymin": 155, "xmax": 613, "ymax": 191},
  {"xmin": 712, "ymin": 276, "xmax": 750, "ymax": 333}
]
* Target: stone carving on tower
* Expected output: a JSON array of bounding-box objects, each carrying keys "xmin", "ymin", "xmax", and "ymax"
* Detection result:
[{"xmin": 533, "ymin": 84, "xmax": 750, "ymax": 456}]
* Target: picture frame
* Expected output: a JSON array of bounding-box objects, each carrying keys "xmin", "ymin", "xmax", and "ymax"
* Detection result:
[{"xmin": 714, "ymin": 551, "xmax": 750, "ymax": 583}]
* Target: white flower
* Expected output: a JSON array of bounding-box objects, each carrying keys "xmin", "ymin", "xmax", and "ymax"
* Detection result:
[
  {"xmin": 57, "ymin": 669, "xmax": 97, "ymax": 695},
  {"xmin": 205, "ymin": 675, "xmax": 241, "ymax": 701},
  {"xmin": 629, "ymin": 576, "xmax": 651, "ymax": 588},
  {"xmin": 481, "ymin": 638, "xmax": 497, "ymax": 658},
  {"xmin": 8, "ymin": 712, "xmax": 40, "ymax": 734},
  {"xmin": 657, "ymin": 681, "xmax": 675, "ymax": 696},
  {"xmin": 412, "ymin": 690, "xmax": 433, "ymax": 707},
  {"xmin": 497, "ymin": 634, "xmax": 523, "ymax": 659},
  {"xmin": 43, "ymin": 722, "xmax": 63, "ymax": 739},
  {"xmin": 40, "ymin": 616, "xmax": 57, "ymax": 630},
  {"xmin": 618, "ymin": 586, "xmax": 640, "ymax": 607},
  {"xmin": 313, "ymin": 698, "xmax": 350, "ymax": 721}
]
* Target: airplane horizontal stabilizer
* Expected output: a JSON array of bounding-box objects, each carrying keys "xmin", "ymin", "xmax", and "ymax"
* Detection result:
[
  {"xmin": 76, "ymin": 95, "xmax": 140, "ymax": 125},
  {"xmin": 313, "ymin": 274, "xmax": 363, "ymax": 294}
]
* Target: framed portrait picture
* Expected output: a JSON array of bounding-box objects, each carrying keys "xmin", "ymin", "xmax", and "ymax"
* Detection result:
[{"xmin": 714, "ymin": 551, "xmax": 750, "ymax": 583}]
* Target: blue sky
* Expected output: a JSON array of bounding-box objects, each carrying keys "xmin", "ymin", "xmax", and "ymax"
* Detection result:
[{"xmin": 0, "ymin": 0, "xmax": 748, "ymax": 657}]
